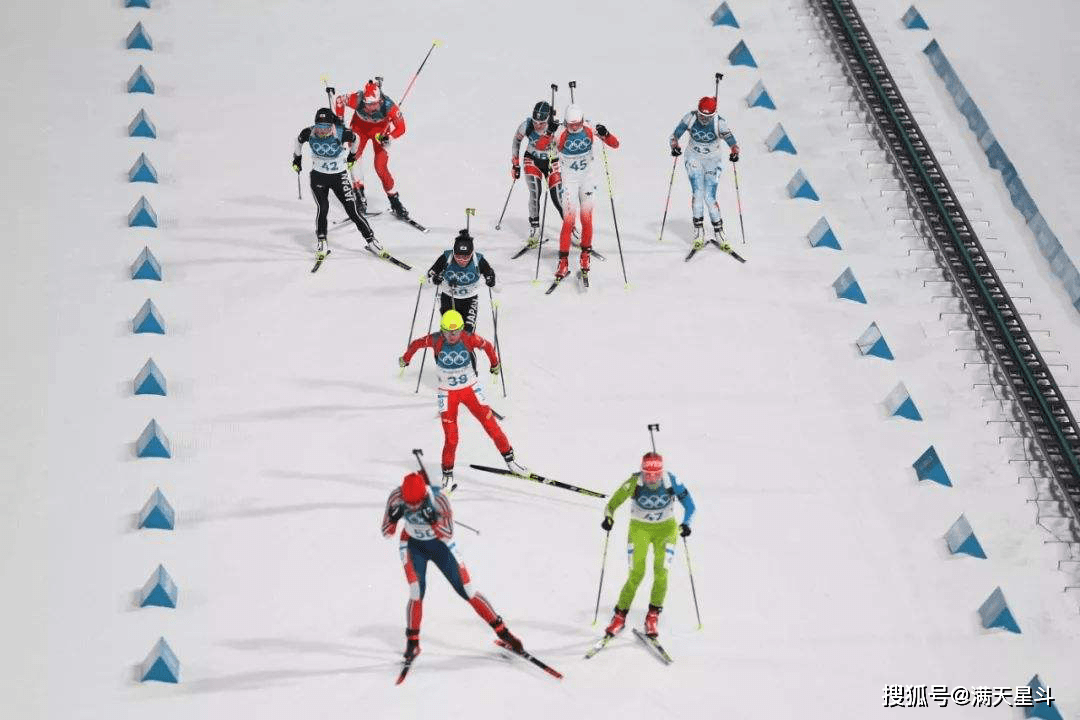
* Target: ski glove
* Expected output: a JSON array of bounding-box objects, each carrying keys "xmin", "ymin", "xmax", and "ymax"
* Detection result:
[
  {"xmin": 601, "ymin": 516, "xmax": 614, "ymax": 532},
  {"xmin": 484, "ymin": 274, "xmax": 496, "ymax": 287},
  {"xmin": 379, "ymin": 134, "xmax": 392, "ymax": 148},
  {"xmin": 419, "ymin": 503, "xmax": 440, "ymax": 525},
  {"xmin": 679, "ymin": 523, "xmax": 691, "ymax": 538},
  {"xmin": 511, "ymin": 160, "xmax": 521, "ymax": 180},
  {"xmin": 346, "ymin": 151, "xmax": 356, "ymax": 170},
  {"xmin": 728, "ymin": 145, "xmax": 740, "ymax": 162},
  {"xmin": 398, "ymin": 356, "xmax": 409, "ymax": 368},
  {"xmin": 595, "ymin": 124, "xmax": 609, "ymax": 138},
  {"xmin": 387, "ymin": 503, "xmax": 404, "ymax": 523},
  {"xmin": 292, "ymin": 154, "xmax": 302, "ymax": 172},
  {"xmin": 427, "ymin": 271, "xmax": 443, "ymax": 285},
  {"xmin": 670, "ymin": 144, "xmax": 682, "ymax": 157},
  {"xmin": 490, "ymin": 364, "xmax": 501, "ymax": 377},
  {"xmin": 325, "ymin": 86, "xmax": 335, "ymax": 96}
]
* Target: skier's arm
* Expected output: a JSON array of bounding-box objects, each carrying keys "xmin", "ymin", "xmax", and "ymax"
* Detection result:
[
  {"xmin": 716, "ymin": 116, "xmax": 737, "ymax": 148},
  {"xmin": 670, "ymin": 112, "xmax": 692, "ymax": 149},
  {"xmin": 427, "ymin": 253, "xmax": 449, "ymax": 283},
  {"xmin": 294, "ymin": 128, "xmax": 310, "ymax": 155},
  {"xmin": 671, "ymin": 476, "xmax": 696, "ymax": 526},
  {"xmin": 604, "ymin": 476, "xmax": 636, "ymax": 519},
  {"xmin": 511, "ymin": 119, "xmax": 527, "ymax": 161},
  {"xmin": 382, "ymin": 489, "xmax": 405, "ymax": 537},
  {"xmin": 387, "ymin": 103, "xmax": 406, "ymax": 139},
  {"xmin": 595, "ymin": 125, "xmax": 619, "ymax": 149},
  {"xmin": 401, "ymin": 333, "xmax": 436, "ymax": 364},
  {"xmin": 465, "ymin": 333, "xmax": 499, "ymax": 368},
  {"xmin": 430, "ymin": 492, "xmax": 454, "ymax": 541},
  {"xmin": 477, "ymin": 254, "xmax": 496, "ymax": 287}
]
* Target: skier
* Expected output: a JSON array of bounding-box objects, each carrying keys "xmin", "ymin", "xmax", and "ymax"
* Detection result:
[
  {"xmin": 426, "ymin": 229, "xmax": 496, "ymax": 334},
  {"xmin": 510, "ymin": 101, "xmax": 564, "ymax": 246},
  {"xmin": 600, "ymin": 452, "xmax": 695, "ymax": 639},
  {"xmin": 291, "ymin": 108, "xmax": 383, "ymax": 262},
  {"xmin": 669, "ymin": 96, "xmax": 740, "ymax": 251},
  {"xmin": 552, "ymin": 104, "xmax": 619, "ymax": 281},
  {"xmin": 333, "ymin": 79, "xmax": 411, "ymax": 219},
  {"xmin": 382, "ymin": 470, "xmax": 523, "ymax": 662},
  {"xmin": 398, "ymin": 310, "xmax": 525, "ymax": 487}
]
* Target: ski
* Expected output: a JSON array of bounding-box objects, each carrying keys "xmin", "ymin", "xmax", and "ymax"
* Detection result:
[
  {"xmin": 577, "ymin": 269, "xmax": 590, "ymax": 290},
  {"xmin": 684, "ymin": 245, "xmax": 703, "ymax": 262},
  {"xmin": 393, "ymin": 215, "xmax": 429, "ymax": 233},
  {"xmin": 494, "ymin": 639, "xmax": 563, "ymax": 680},
  {"xmin": 511, "ymin": 238, "xmax": 547, "ymax": 259},
  {"xmin": 632, "ymin": 628, "xmax": 673, "ymax": 665},
  {"xmin": 365, "ymin": 244, "xmax": 413, "ymax": 271},
  {"xmin": 584, "ymin": 634, "xmax": 614, "ymax": 659},
  {"xmin": 468, "ymin": 464, "xmax": 607, "ymax": 498},
  {"xmin": 395, "ymin": 654, "xmax": 417, "ymax": 685},
  {"xmin": 710, "ymin": 240, "xmax": 746, "ymax": 263},
  {"xmin": 333, "ymin": 212, "xmax": 382, "ymax": 225},
  {"xmin": 311, "ymin": 250, "xmax": 330, "ymax": 273},
  {"xmin": 545, "ymin": 273, "xmax": 570, "ymax": 295},
  {"xmin": 572, "ymin": 241, "xmax": 607, "ymax": 262}
]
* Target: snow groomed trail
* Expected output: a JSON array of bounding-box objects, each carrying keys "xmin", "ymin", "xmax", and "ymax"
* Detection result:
[{"xmin": 3, "ymin": 0, "xmax": 1078, "ymax": 718}]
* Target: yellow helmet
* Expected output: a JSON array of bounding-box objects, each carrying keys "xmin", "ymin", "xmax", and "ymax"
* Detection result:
[{"xmin": 440, "ymin": 309, "xmax": 464, "ymax": 332}]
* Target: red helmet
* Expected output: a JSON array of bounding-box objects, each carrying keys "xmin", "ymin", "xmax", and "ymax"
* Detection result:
[
  {"xmin": 401, "ymin": 472, "xmax": 427, "ymax": 504},
  {"xmin": 363, "ymin": 80, "xmax": 382, "ymax": 105},
  {"xmin": 697, "ymin": 96, "xmax": 717, "ymax": 115},
  {"xmin": 641, "ymin": 452, "xmax": 664, "ymax": 480}
]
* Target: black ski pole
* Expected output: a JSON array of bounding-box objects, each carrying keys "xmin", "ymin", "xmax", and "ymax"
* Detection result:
[
  {"xmin": 495, "ymin": 179, "xmax": 515, "ymax": 230},
  {"xmin": 465, "ymin": 207, "xmax": 475, "ymax": 233},
  {"xmin": 534, "ymin": 174, "xmax": 549, "ymax": 282},
  {"xmin": 600, "ymin": 143, "xmax": 628, "ymax": 287},
  {"xmin": 658, "ymin": 156, "xmax": 678, "ymax": 242},
  {"xmin": 647, "ymin": 423, "xmax": 660, "ymax": 453},
  {"xmin": 683, "ymin": 536, "xmax": 703, "ymax": 629},
  {"xmin": 488, "ymin": 285, "xmax": 507, "ymax": 398},
  {"xmin": 568, "ymin": 80, "xmax": 576, "ymax": 103},
  {"xmin": 414, "ymin": 283, "xmax": 440, "ymax": 393},
  {"xmin": 296, "ymin": 170, "xmax": 301, "ymax": 200},
  {"xmin": 400, "ymin": 277, "xmax": 425, "ymax": 376},
  {"xmin": 733, "ymin": 163, "xmax": 747, "ymax": 245},
  {"xmin": 592, "ymin": 529, "xmax": 611, "ymax": 625}
]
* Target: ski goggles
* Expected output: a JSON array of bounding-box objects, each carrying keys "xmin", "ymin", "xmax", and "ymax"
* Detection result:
[
  {"xmin": 312, "ymin": 122, "xmax": 335, "ymax": 137},
  {"xmin": 452, "ymin": 252, "xmax": 473, "ymax": 264},
  {"xmin": 441, "ymin": 327, "xmax": 463, "ymax": 341},
  {"xmin": 565, "ymin": 119, "xmax": 584, "ymax": 133},
  {"xmin": 532, "ymin": 117, "xmax": 549, "ymax": 132},
  {"xmin": 695, "ymin": 110, "xmax": 716, "ymax": 124}
]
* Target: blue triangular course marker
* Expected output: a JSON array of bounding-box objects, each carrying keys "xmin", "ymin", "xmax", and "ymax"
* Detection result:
[
  {"xmin": 945, "ymin": 515, "xmax": 986, "ymax": 559},
  {"xmin": 1025, "ymin": 675, "xmax": 1064, "ymax": 720},
  {"xmin": 126, "ymin": 0, "xmax": 152, "ymax": 7},
  {"xmin": 856, "ymin": 322, "xmax": 893, "ymax": 360},
  {"xmin": 978, "ymin": 587, "xmax": 1020, "ymax": 634},
  {"xmin": 808, "ymin": 217, "xmax": 841, "ymax": 249},
  {"xmin": 746, "ymin": 80, "xmax": 776, "ymax": 110},
  {"xmin": 127, "ymin": 65, "xmax": 155, "ymax": 94},
  {"xmin": 710, "ymin": 2, "xmax": 739, "ymax": 27},
  {"xmin": 126, "ymin": 21, "xmax": 153, "ymax": 50},
  {"xmin": 140, "ymin": 637, "xmax": 180, "ymax": 683},
  {"xmin": 832, "ymin": 267, "xmax": 866, "ymax": 304},
  {"xmin": 128, "ymin": 196, "xmax": 158, "ymax": 227},
  {"xmin": 727, "ymin": 40, "xmax": 757, "ymax": 68},
  {"xmin": 134, "ymin": 357, "xmax": 167, "ymax": 395},
  {"xmin": 136, "ymin": 419, "xmax": 172, "ymax": 458},
  {"xmin": 131, "ymin": 246, "xmax": 162, "ymax": 280},
  {"xmin": 765, "ymin": 123, "xmax": 796, "ymax": 154},
  {"xmin": 128, "ymin": 109, "xmax": 157, "ymax": 138},
  {"xmin": 913, "ymin": 445, "xmax": 950, "ymax": 485},
  {"xmin": 133, "ymin": 299, "xmax": 166, "ymax": 334},
  {"xmin": 786, "ymin": 169, "xmax": 819, "ymax": 200},
  {"xmin": 139, "ymin": 565, "xmax": 178, "ymax": 608},
  {"xmin": 129, "ymin": 153, "xmax": 158, "ymax": 183},
  {"xmin": 138, "ymin": 488, "xmax": 175, "ymax": 530},
  {"xmin": 902, "ymin": 6, "xmax": 929, "ymax": 30},
  {"xmin": 885, "ymin": 382, "xmax": 922, "ymax": 421}
]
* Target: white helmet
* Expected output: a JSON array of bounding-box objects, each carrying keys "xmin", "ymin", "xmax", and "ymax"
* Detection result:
[{"xmin": 564, "ymin": 104, "xmax": 584, "ymax": 126}]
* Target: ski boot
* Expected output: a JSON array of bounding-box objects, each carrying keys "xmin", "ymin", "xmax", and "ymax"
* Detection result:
[
  {"xmin": 388, "ymin": 192, "xmax": 409, "ymax": 220},
  {"xmin": 366, "ymin": 235, "xmax": 386, "ymax": 256},
  {"xmin": 490, "ymin": 616, "xmax": 523, "ymax": 653},
  {"xmin": 527, "ymin": 217, "xmax": 541, "ymax": 248},
  {"xmin": 441, "ymin": 467, "xmax": 454, "ymax": 490},
  {"xmin": 353, "ymin": 183, "xmax": 368, "ymax": 215},
  {"xmin": 713, "ymin": 220, "xmax": 731, "ymax": 252},
  {"xmin": 554, "ymin": 251, "xmax": 570, "ymax": 281},
  {"xmin": 692, "ymin": 218, "xmax": 706, "ymax": 250},
  {"xmin": 502, "ymin": 449, "xmax": 529, "ymax": 476},
  {"xmin": 404, "ymin": 629, "xmax": 420, "ymax": 661},
  {"xmin": 604, "ymin": 607, "xmax": 628, "ymax": 638},
  {"xmin": 580, "ymin": 245, "xmax": 592, "ymax": 272},
  {"xmin": 316, "ymin": 237, "xmax": 328, "ymax": 260},
  {"xmin": 644, "ymin": 604, "xmax": 662, "ymax": 638}
]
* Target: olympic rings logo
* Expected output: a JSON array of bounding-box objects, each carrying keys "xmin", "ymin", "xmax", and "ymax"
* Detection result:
[
  {"xmin": 444, "ymin": 270, "xmax": 476, "ymax": 283},
  {"xmin": 438, "ymin": 350, "xmax": 470, "ymax": 365},
  {"xmin": 565, "ymin": 137, "xmax": 590, "ymax": 153},
  {"xmin": 310, "ymin": 141, "xmax": 340, "ymax": 154},
  {"xmin": 637, "ymin": 494, "xmax": 670, "ymax": 509},
  {"xmin": 690, "ymin": 129, "xmax": 716, "ymax": 142}
]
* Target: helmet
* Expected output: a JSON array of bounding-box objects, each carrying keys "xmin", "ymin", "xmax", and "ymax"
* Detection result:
[
  {"xmin": 401, "ymin": 472, "xmax": 427, "ymax": 505},
  {"xmin": 363, "ymin": 80, "xmax": 382, "ymax": 104},
  {"xmin": 440, "ymin": 309, "xmax": 465, "ymax": 332},
  {"xmin": 453, "ymin": 230, "xmax": 474, "ymax": 257},
  {"xmin": 565, "ymin": 104, "xmax": 584, "ymax": 128},
  {"xmin": 314, "ymin": 107, "xmax": 336, "ymax": 125},
  {"xmin": 532, "ymin": 101, "xmax": 552, "ymax": 122},
  {"xmin": 641, "ymin": 452, "xmax": 664, "ymax": 480},
  {"xmin": 697, "ymin": 96, "xmax": 717, "ymax": 116}
]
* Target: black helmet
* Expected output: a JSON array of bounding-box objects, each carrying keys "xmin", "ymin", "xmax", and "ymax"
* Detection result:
[
  {"xmin": 314, "ymin": 107, "xmax": 336, "ymax": 125},
  {"xmin": 454, "ymin": 230, "xmax": 474, "ymax": 256},
  {"xmin": 531, "ymin": 101, "xmax": 552, "ymax": 122}
]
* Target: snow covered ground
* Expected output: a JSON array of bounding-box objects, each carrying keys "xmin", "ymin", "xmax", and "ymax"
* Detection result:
[{"xmin": 2, "ymin": 0, "xmax": 1078, "ymax": 718}]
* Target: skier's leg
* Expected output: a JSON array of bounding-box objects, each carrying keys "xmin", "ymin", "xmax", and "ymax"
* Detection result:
[
  {"xmin": 439, "ymin": 293, "xmax": 453, "ymax": 317},
  {"xmin": 705, "ymin": 159, "xmax": 723, "ymax": 226},
  {"xmin": 440, "ymin": 390, "xmax": 461, "ymax": 471},
  {"xmin": 373, "ymin": 140, "xmax": 395, "ymax": 194},
  {"xmin": 462, "ymin": 387, "xmax": 511, "ymax": 455},
  {"xmin": 523, "ymin": 156, "xmax": 543, "ymax": 221},
  {"xmin": 401, "ymin": 538, "xmax": 430, "ymax": 630},
  {"xmin": 547, "ymin": 162, "xmax": 565, "ymax": 218},
  {"xmin": 330, "ymin": 171, "xmax": 375, "ymax": 240},
  {"xmin": 648, "ymin": 520, "xmax": 678, "ymax": 607},
  {"xmin": 579, "ymin": 184, "xmax": 596, "ymax": 269},
  {"xmin": 460, "ymin": 295, "xmax": 479, "ymax": 335},
  {"xmin": 685, "ymin": 156, "xmax": 705, "ymax": 221},
  {"xmin": 310, "ymin": 172, "xmax": 332, "ymax": 239},
  {"xmin": 351, "ymin": 134, "xmax": 371, "ymax": 194},
  {"xmin": 615, "ymin": 520, "xmax": 650, "ymax": 610}
]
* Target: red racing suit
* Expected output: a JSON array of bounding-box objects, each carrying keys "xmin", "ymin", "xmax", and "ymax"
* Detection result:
[{"xmin": 334, "ymin": 91, "xmax": 406, "ymax": 194}]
